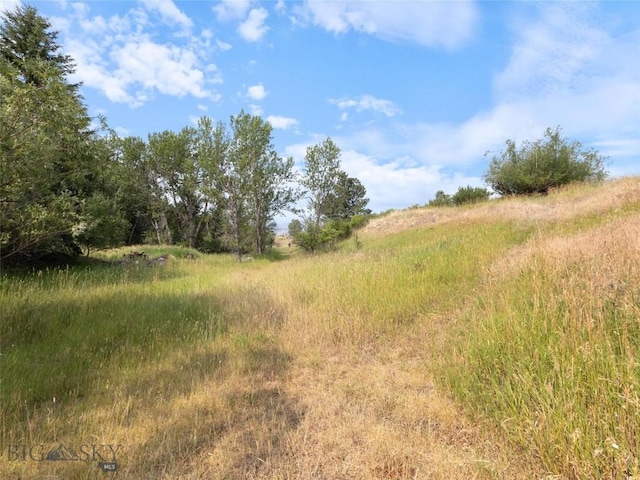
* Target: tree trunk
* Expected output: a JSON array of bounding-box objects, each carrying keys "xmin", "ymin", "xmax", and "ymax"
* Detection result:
[{"xmin": 164, "ymin": 213, "xmax": 173, "ymax": 245}]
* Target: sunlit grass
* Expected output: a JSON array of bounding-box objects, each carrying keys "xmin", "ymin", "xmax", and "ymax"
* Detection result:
[
  {"xmin": 1, "ymin": 177, "xmax": 639, "ymax": 479},
  {"xmin": 440, "ymin": 214, "xmax": 640, "ymax": 479}
]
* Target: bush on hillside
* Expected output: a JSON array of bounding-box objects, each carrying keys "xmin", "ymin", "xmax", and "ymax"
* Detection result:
[
  {"xmin": 428, "ymin": 186, "xmax": 489, "ymax": 207},
  {"xmin": 452, "ymin": 186, "xmax": 490, "ymax": 205},
  {"xmin": 292, "ymin": 216, "xmax": 368, "ymax": 253},
  {"xmin": 428, "ymin": 190, "xmax": 453, "ymax": 207},
  {"xmin": 484, "ymin": 126, "xmax": 608, "ymax": 195}
]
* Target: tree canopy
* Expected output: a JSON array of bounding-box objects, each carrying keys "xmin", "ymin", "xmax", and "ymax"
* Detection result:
[
  {"xmin": 292, "ymin": 138, "xmax": 370, "ymax": 253},
  {"xmin": 7, "ymin": 5, "xmax": 618, "ymax": 265},
  {"xmin": 320, "ymin": 171, "xmax": 371, "ymax": 220},
  {"xmin": 1, "ymin": 5, "xmax": 97, "ymax": 262},
  {"xmin": 1, "ymin": 6, "xmax": 305, "ymax": 264},
  {"xmin": 0, "ymin": 5, "xmax": 76, "ymax": 86}
]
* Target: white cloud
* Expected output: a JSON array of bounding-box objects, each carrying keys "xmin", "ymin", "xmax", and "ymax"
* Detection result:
[
  {"xmin": 267, "ymin": 115, "xmax": 299, "ymax": 130},
  {"xmin": 205, "ymin": 63, "xmax": 223, "ymax": 84},
  {"xmin": 238, "ymin": 7, "xmax": 269, "ymax": 42},
  {"xmin": 330, "ymin": 94, "xmax": 401, "ymax": 117},
  {"xmin": 113, "ymin": 126, "xmax": 131, "ymax": 137},
  {"xmin": 305, "ymin": 2, "xmax": 640, "ymax": 209},
  {"xmin": 490, "ymin": 2, "xmax": 640, "ymax": 168},
  {"xmin": 294, "ymin": 1, "xmax": 477, "ymax": 49},
  {"xmin": 112, "ymin": 40, "xmax": 209, "ymax": 98},
  {"xmin": 284, "ymin": 137, "xmax": 482, "ymax": 213},
  {"xmin": 106, "ymin": 12, "xmax": 136, "ymax": 34},
  {"xmin": 213, "ymin": 0, "xmax": 251, "ymax": 22},
  {"xmin": 275, "ymin": 1, "xmax": 286, "ymax": 15},
  {"xmin": 0, "ymin": 0, "xmax": 22, "ymax": 12},
  {"xmin": 248, "ymin": 104, "xmax": 263, "ymax": 116},
  {"xmin": 247, "ymin": 84, "xmax": 267, "ymax": 100},
  {"xmin": 140, "ymin": 0, "xmax": 193, "ymax": 31},
  {"xmin": 340, "ymin": 150, "xmax": 482, "ymax": 212},
  {"xmin": 67, "ymin": 34, "xmax": 214, "ymax": 106},
  {"xmin": 79, "ymin": 15, "xmax": 108, "ymax": 34},
  {"xmin": 69, "ymin": 3, "xmax": 87, "ymax": 14},
  {"xmin": 496, "ymin": 3, "xmax": 608, "ymax": 101},
  {"xmin": 57, "ymin": 4, "xmax": 222, "ymax": 107},
  {"xmin": 216, "ymin": 39, "xmax": 232, "ymax": 51},
  {"xmin": 66, "ymin": 37, "xmax": 136, "ymax": 104}
]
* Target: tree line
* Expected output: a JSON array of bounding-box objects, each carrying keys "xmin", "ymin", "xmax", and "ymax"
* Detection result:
[
  {"xmin": 1, "ymin": 5, "xmax": 609, "ymax": 264},
  {"xmin": 0, "ymin": 5, "xmax": 370, "ymax": 264}
]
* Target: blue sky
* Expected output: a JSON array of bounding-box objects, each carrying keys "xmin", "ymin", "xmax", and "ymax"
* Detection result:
[{"xmin": 3, "ymin": 0, "xmax": 639, "ymax": 218}]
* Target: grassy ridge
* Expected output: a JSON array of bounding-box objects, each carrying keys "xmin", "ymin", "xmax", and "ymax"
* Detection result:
[
  {"xmin": 441, "ymin": 215, "xmax": 640, "ymax": 478},
  {"xmin": 1, "ymin": 177, "xmax": 639, "ymax": 478}
]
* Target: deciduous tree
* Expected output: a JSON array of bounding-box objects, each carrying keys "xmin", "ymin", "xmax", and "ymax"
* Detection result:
[
  {"xmin": 302, "ymin": 137, "xmax": 342, "ymax": 228},
  {"xmin": 147, "ymin": 128, "xmax": 207, "ymax": 248},
  {"xmin": 220, "ymin": 111, "xmax": 300, "ymax": 257},
  {"xmin": 484, "ymin": 127, "xmax": 608, "ymax": 195}
]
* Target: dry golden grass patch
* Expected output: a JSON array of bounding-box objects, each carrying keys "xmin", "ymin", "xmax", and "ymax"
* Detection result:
[
  {"xmin": 259, "ymin": 342, "xmax": 527, "ymax": 480},
  {"xmin": 132, "ymin": 254, "xmax": 533, "ymax": 479},
  {"xmin": 489, "ymin": 210, "xmax": 640, "ymax": 288},
  {"xmin": 363, "ymin": 177, "xmax": 640, "ymax": 237}
]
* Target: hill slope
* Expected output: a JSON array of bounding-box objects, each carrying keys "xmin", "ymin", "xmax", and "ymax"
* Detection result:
[
  {"xmin": 364, "ymin": 176, "xmax": 640, "ymax": 236},
  {"xmin": 1, "ymin": 177, "xmax": 638, "ymax": 479}
]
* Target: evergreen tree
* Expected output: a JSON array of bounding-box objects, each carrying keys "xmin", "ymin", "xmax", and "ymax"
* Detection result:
[
  {"xmin": 0, "ymin": 6, "xmax": 98, "ymax": 262},
  {"xmin": 0, "ymin": 5, "xmax": 76, "ymax": 87},
  {"xmin": 320, "ymin": 171, "xmax": 370, "ymax": 220}
]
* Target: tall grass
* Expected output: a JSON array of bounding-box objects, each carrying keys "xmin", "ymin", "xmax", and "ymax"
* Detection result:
[
  {"xmin": 441, "ymin": 215, "xmax": 640, "ymax": 479},
  {"xmin": 253, "ymin": 221, "xmax": 533, "ymax": 349},
  {"xmin": 1, "ymin": 178, "xmax": 639, "ymax": 479}
]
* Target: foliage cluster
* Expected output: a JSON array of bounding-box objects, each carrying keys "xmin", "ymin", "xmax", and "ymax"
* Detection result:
[
  {"xmin": 428, "ymin": 186, "xmax": 490, "ymax": 207},
  {"xmin": 1, "ymin": 5, "xmax": 612, "ymax": 266},
  {"xmin": 430, "ymin": 127, "xmax": 607, "ymax": 207},
  {"xmin": 484, "ymin": 126, "xmax": 608, "ymax": 195},
  {"xmin": 0, "ymin": 5, "xmax": 375, "ymax": 264},
  {"xmin": 0, "ymin": 6, "xmax": 305, "ymax": 263},
  {"xmin": 289, "ymin": 138, "xmax": 371, "ymax": 253},
  {"xmin": 0, "ymin": 6, "xmax": 98, "ymax": 261}
]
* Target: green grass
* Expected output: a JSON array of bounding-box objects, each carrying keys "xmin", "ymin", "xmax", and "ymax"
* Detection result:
[
  {"xmin": 1, "ymin": 178, "xmax": 639, "ymax": 479},
  {"xmin": 438, "ymin": 217, "xmax": 640, "ymax": 479},
  {"xmin": 2, "ymin": 262, "xmax": 215, "ymax": 420}
]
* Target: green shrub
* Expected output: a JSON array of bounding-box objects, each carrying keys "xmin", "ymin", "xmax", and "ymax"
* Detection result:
[
  {"xmin": 293, "ymin": 218, "xmax": 353, "ymax": 253},
  {"xmin": 452, "ymin": 186, "xmax": 490, "ymax": 205},
  {"xmin": 428, "ymin": 190, "xmax": 453, "ymax": 207},
  {"xmin": 349, "ymin": 214, "xmax": 370, "ymax": 230},
  {"xmin": 484, "ymin": 126, "xmax": 608, "ymax": 195}
]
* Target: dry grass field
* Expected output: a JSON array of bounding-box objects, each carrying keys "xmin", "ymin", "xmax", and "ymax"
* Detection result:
[{"xmin": 1, "ymin": 177, "xmax": 639, "ymax": 479}]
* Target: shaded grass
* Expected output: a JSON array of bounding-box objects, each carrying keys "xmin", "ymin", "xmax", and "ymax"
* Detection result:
[
  {"xmin": 1, "ymin": 254, "xmax": 222, "ymax": 418},
  {"xmin": 0, "ymin": 251, "xmax": 305, "ymax": 479}
]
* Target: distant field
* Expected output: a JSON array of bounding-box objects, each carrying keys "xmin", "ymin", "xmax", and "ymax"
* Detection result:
[{"xmin": 1, "ymin": 177, "xmax": 639, "ymax": 479}]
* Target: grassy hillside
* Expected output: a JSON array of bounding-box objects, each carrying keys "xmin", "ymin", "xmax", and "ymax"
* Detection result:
[{"xmin": 1, "ymin": 177, "xmax": 639, "ymax": 479}]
